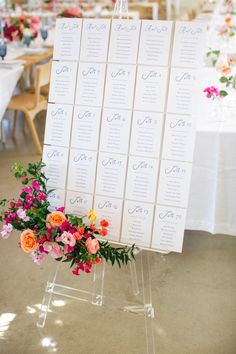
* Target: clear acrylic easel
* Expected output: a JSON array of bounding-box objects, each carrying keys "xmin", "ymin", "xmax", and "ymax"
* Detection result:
[
  {"xmin": 37, "ymin": 250, "xmax": 155, "ymax": 353},
  {"xmin": 37, "ymin": 2, "xmax": 155, "ymax": 352}
]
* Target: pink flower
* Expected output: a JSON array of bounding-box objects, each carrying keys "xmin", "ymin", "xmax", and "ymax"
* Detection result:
[
  {"xmin": 0, "ymin": 224, "xmax": 13, "ymax": 239},
  {"xmin": 30, "ymin": 252, "xmax": 45, "ymax": 266},
  {"xmin": 60, "ymin": 231, "xmax": 76, "ymax": 247},
  {"xmin": 17, "ymin": 208, "xmax": 29, "ymax": 222},
  {"xmin": 85, "ymin": 237, "xmax": 100, "ymax": 254},
  {"xmin": 43, "ymin": 241, "xmax": 62, "ymax": 259},
  {"xmin": 32, "ymin": 181, "xmax": 40, "ymax": 191}
]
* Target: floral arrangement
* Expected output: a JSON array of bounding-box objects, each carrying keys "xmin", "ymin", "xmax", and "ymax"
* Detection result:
[
  {"xmin": 218, "ymin": 15, "xmax": 236, "ymax": 38},
  {"xmin": 4, "ymin": 15, "xmax": 40, "ymax": 42},
  {"xmin": 58, "ymin": 6, "xmax": 82, "ymax": 18},
  {"xmin": 0, "ymin": 162, "xmax": 136, "ymax": 276},
  {"xmin": 206, "ymin": 48, "xmax": 221, "ymax": 66},
  {"xmin": 203, "ymin": 86, "xmax": 228, "ymax": 100}
]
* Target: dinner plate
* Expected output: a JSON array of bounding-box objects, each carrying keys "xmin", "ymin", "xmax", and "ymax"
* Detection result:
[
  {"xmin": 0, "ymin": 60, "xmax": 26, "ymax": 68},
  {"xmin": 23, "ymin": 48, "xmax": 46, "ymax": 55}
]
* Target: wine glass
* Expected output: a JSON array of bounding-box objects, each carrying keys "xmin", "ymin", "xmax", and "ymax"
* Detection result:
[
  {"xmin": 40, "ymin": 28, "xmax": 48, "ymax": 42},
  {"xmin": 0, "ymin": 43, "xmax": 7, "ymax": 60},
  {"xmin": 23, "ymin": 35, "xmax": 32, "ymax": 48}
]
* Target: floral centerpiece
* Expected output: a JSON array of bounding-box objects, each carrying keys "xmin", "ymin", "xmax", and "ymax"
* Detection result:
[
  {"xmin": 4, "ymin": 14, "xmax": 40, "ymax": 42},
  {"xmin": 0, "ymin": 162, "xmax": 136, "ymax": 276},
  {"xmin": 58, "ymin": 5, "xmax": 82, "ymax": 18},
  {"xmin": 218, "ymin": 15, "xmax": 236, "ymax": 38}
]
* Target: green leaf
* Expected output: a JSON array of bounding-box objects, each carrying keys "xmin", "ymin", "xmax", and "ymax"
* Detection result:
[
  {"xmin": 220, "ymin": 76, "xmax": 228, "ymax": 83},
  {"xmin": 219, "ymin": 90, "xmax": 228, "ymax": 97}
]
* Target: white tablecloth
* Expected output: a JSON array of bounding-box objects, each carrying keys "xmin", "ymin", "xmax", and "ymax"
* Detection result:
[
  {"xmin": 0, "ymin": 66, "xmax": 24, "ymax": 123},
  {"xmin": 187, "ymin": 119, "xmax": 236, "ymax": 236},
  {"xmin": 186, "ymin": 68, "xmax": 236, "ymax": 236}
]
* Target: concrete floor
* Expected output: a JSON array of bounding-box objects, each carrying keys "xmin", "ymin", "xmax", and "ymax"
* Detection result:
[{"xmin": 0, "ymin": 114, "xmax": 236, "ymax": 354}]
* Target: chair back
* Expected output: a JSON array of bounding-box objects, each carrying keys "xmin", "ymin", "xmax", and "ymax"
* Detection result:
[{"xmin": 33, "ymin": 60, "xmax": 51, "ymax": 107}]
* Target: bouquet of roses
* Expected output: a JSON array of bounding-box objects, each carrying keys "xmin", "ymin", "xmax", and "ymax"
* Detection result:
[
  {"xmin": 58, "ymin": 6, "xmax": 82, "ymax": 18},
  {"xmin": 4, "ymin": 14, "xmax": 40, "ymax": 42},
  {"xmin": 0, "ymin": 161, "xmax": 136, "ymax": 276}
]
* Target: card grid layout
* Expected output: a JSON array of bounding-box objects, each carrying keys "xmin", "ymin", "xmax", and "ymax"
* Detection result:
[{"xmin": 43, "ymin": 19, "xmax": 206, "ymax": 253}]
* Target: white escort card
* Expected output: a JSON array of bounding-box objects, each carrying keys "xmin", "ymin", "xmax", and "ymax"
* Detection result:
[
  {"xmin": 71, "ymin": 106, "xmax": 101, "ymax": 151},
  {"xmin": 130, "ymin": 112, "xmax": 164, "ymax": 158},
  {"xmin": 167, "ymin": 68, "xmax": 198, "ymax": 115},
  {"xmin": 172, "ymin": 21, "xmax": 206, "ymax": 68},
  {"xmin": 157, "ymin": 160, "xmax": 192, "ymax": 208},
  {"xmin": 43, "ymin": 18, "xmax": 206, "ymax": 254},
  {"xmin": 44, "ymin": 104, "xmax": 73, "ymax": 147},
  {"xmin": 104, "ymin": 64, "xmax": 136, "ymax": 109},
  {"xmin": 75, "ymin": 63, "xmax": 106, "ymax": 106},
  {"xmin": 42, "ymin": 145, "xmax": 69, "ymax": 189},
  {"xmin": 121, "ymin": 201, "xmax": 154, "ymax": 248},
  {"xmin": 53, "ymin": 18, "xmax": 82, "ymax": 61},
  {"xmin": 94, "ymin": 196, "xmax": 123, "ymax": 242},
  {"xmin": 80, "ymin": 19, "xmax": 110, "ymax": 62},
  {"xmin": 152, "ymin": 206, "xmax": 186, "ymax": 252},
  {"xmin": 138, "ymin": 20, "xmax": 173, "ymax": 66},
  {"xmin": 49, "ymin": 61, "xmax": 78, "ymax": 104},
  {"xmin": 65, "ymin": 191, "xmax": 93, "ymax": 216},
  {"xmin": 125, "ymin": 156, "xmax": 159, "ymax": 203},
  {"xmin": 95, "ymin": 153, "xmax": 127, "ymax": 198},
  {"xmin": 162, "ymin": 114, "xmax": 196, "ymax": 162},
  {"xmin": 134, "ymin": 66, "xmax": 168, "ymax": 112},
  {"xmin": 99, "ymin": 109, "xmax": 132, "ymax": 154},
  {"xmin": 67, "ymin": 149, "xmax": 97, "ymax": 194},
  {"xmin": 108, "ymin": 20, "xmax": 141, "ymax": 64}
]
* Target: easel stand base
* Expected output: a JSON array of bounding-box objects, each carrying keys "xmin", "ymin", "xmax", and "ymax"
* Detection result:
[{"xmin": 37, "ymin": 251, "xmax": 156, "ymax": 354}]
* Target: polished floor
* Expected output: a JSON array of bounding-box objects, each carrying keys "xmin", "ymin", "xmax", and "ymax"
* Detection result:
[{"xmin": 0, "ymin": 115, "xmax": 236, "ymax": 354}]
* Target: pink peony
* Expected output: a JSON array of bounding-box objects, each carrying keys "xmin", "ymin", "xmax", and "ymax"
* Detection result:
[
  {"xmin": 43, "ymin": 241, "xmax": 62, "ymax": 259},
  {"xmin": 85, "ymin": 237, "xmax": 100, "ymax": 254},
  {"xmin": 60, "ymin": 231, "xmax": 76, "ymax": 247}
]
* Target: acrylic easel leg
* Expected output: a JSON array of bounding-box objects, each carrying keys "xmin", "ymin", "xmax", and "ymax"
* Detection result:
[
  {"xmin": 36, "ymin": 262, "xmax": 60, "ymax": 328},
  {"xmin": 92, "ymin": 261, "xmax": 106, "ymax": 306},
  {"xmin": 141, "ymin": 252, "xmax": 155, "ymax": 354},
  {"xmin": 129, "ymin": 257, "xmax": 140, "ymax": 296}
]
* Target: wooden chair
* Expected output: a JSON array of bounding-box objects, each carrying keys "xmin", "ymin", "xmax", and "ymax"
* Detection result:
[{"xmin": 8, "ymin": 61, "xmax": 51, "ymax": 155}]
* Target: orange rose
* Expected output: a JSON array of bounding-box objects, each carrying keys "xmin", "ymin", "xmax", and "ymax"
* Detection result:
[
  {"xmin": 47, "ymin": 211, "xmax": 66, "ymax": 227},
  {"xmin": 20, "ymin": 229, "xmax": 38, "ymax": 253}
]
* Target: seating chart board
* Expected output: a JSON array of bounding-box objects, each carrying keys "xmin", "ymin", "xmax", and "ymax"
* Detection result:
[{"xmin": 43, "ymin": 18, "xmax": 206, "ymax": 253}]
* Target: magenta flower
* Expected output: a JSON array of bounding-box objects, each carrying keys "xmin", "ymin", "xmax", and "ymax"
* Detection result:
[
  {"xmin": 32, "ymin": 181, "xmax": 40, "ymax": 191},
  {"xmin": 26, "ymin": 195, "xmax": 34, "ymax": 204},
  {"xmin": 57, "ymin": 206, "xmax": 65, "ymax": 212},
  {"xmin": 36, "ymin": 192, "xmax": 47, "ymax": 202},
  {"xmin": 19, "ymin": 187, "xmax": 32, "ymax": 195}
]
